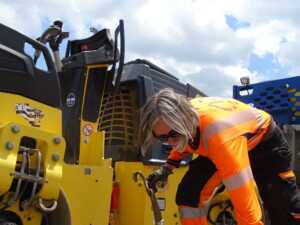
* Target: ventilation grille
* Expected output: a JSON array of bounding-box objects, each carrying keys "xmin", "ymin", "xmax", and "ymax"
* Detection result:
[{"xmin": 99, "ymin": 87, "xmax": 136, "ymax": 145}]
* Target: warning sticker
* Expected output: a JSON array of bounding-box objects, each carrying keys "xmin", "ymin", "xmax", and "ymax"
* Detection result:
[
  {"xmin": 84, "ymin": 137, "xmax": 89, "ymax": 144},
  {"xmin": 82, "ymin": 124, "xmax": 93, "ymax": 136}
]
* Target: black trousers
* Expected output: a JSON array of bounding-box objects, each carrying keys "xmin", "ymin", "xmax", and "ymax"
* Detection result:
[
  {"xmin": 176, "ymin": 126, "xmax": 300, "ymax": 225},
  {"xmin": 249, "ymin": 126, "xmax": 300, "ymax": 225}
]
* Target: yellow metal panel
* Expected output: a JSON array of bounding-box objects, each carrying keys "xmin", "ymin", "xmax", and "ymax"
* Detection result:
[
  {"xmin": 0, "ymin": 92, "xmax": 62, "ymax": 135},
  {"xmin": 61, "ymin": 163, "xmax": 113, "ymax": 225},
  {"xmin": 79, "ymin": 122, "xmax": 105, "ymax": 165},
  {"xmin": 0, "ymin": 124, "xmax": 19, "ymax": 195},
  {"xmin": 114, "ymin": 162, "xmax": 188, "ymax": 225},
  {"xmin": 78, "ymin": 65, "xmax": 109, "ymax": 165},
  {"xmin": 0, "ymin": 122, "xmax": 65, "ymax": 199}
]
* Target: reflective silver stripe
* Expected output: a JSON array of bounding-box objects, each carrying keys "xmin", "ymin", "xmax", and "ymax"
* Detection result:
[
  {"xmin": 202, "ymin": 133, "xmax": 209, "ymax": 153},
  {"xmin": 223, "ymin": 166, "xmax": 253, "ymax": 191},
  {"xmin": 248, "ymin": 135, "xmax": 260, "ymax": 150},
  {"xmin": 202, "ymin": 108, "xmax": 263, "ymax": 152},
  {"xmin": 178, "ymin": 206, "xmax": 206, "ymax": 219}
]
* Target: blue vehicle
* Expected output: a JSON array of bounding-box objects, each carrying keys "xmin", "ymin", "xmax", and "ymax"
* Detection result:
[{"xmin": 234, "ymin": 76, "xmax": 300, "ymax": 184}]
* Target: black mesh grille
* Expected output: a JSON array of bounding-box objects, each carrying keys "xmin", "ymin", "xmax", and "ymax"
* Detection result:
[{"xmin": 98, "ymin": 84, "xmax": 140, "ymax": 161}]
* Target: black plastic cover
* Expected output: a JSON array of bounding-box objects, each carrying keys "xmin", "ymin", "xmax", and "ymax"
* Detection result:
[
  {"xmin": 62, "ymin": 28, "xmax": 119, "ymax": 69},
  {"xmin": 82, "ymin": 67, "xmax": 107, "ymax": 122},
  {"xmin": 62, "ymin": 45, "xmax": 117, "ymax": 69},
  {"xmin": 65, "ymin": 28, "xmax": 114, "ymax": 56},
  {"xmin": 122, "ymin": 59, "xmax": 206, "ymax": 108},
  {"xmin": 59, "ymin": 67, "xmax": 86, "ymax": 163},
  {"xmin": 0, "ymin": 23, "xmax": 61, "ymax": 107}
]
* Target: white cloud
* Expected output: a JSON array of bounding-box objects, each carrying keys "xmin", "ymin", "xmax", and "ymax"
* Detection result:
[
  {"xmin": 1, "ymin": 0, "xmax": 300, "ymax": 98},
  {"xmin": 279, "ymin": 39, "xmax": 300, "ymax": 75},
  {"xmin": 237, "ymin": 20, "xmax": 295, "ymax": 58}
]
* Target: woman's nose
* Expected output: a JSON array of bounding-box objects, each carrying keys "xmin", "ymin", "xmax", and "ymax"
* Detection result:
[{"xmin": 167, "ymin": 137, "xmax": 177, "ymax": 146}]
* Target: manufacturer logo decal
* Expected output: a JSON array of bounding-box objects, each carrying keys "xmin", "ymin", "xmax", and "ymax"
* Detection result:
[
  {"xmin": 66, "ymin": 93, "xmax": 75, "ymax": 107},
  {"xmin": 15, "ymin": 103, "xmax": 44, "ymax": 127}
]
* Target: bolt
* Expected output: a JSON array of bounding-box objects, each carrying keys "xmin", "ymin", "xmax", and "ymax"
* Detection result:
[
  {"xmin": 11, "ymin": 125, "xmax": 20, "ymax": 133},
  {"xmin": 44, "ymin": 179, "xmax": 49, "ymax": 183},
  {"xmin": 5, "ymin": 141, "xmax": 14, "ymax": 150},
  {"xmin": 53, "ymin": 136, "xmax": 61, "ymax": 144},
  {"xmin": 52, "ymin": 153, "xmax": 60, "ymax": 161}
]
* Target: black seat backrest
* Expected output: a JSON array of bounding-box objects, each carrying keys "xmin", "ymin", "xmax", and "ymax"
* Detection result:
[
  {"xmin": 65, "ymin": 28, "xmax": 114, "ymax": 57},
  {"xmin": 0, "ymin": 23, "xmax": 61, "ymax": 108}
]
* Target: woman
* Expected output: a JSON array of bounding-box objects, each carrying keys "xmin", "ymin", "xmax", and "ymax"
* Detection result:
[{"xmin": 139, "ymin": 88, "xmax": 300, "ymax": 225}]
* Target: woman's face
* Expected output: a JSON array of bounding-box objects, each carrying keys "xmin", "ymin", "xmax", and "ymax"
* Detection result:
[{"xmin": 152, "ymin": 118, "xmax": 181, "ymax": 147}]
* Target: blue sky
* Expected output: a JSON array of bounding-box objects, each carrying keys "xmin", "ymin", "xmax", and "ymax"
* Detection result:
[
  {"xmin": 248, "ymin": 53, "xmax": 290, "ymax": 79},
  {"xmin": 225, "ymin": 14, "xmax": 291, "ymax": 81},
  {"xmin": 1, "ymin": 0, "xmax": 300, "ymax": 98},
  {"xmin": 225, "ymin": 15, "xmax": 250, "ymax": 31}
]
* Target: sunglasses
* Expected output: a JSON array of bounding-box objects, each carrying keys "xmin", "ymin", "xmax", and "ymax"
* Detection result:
[{"xmin": 153, "ymin": 130, "xmax": 181, "ymax": 141}]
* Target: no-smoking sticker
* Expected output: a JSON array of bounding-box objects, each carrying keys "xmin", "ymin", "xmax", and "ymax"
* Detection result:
[{"xmin": 82, "ymin": 124, "xmax": 93, "ymax": 136}]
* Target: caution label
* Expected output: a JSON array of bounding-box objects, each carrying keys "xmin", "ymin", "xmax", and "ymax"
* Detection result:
[{"xmin": 82, "ymin": 124, "xmax": 93, "ymax": 136}]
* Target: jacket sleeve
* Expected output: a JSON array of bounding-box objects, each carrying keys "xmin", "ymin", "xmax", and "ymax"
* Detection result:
[
  {"xmin": 209, "ymin": 136, "xmax": 263, "ymax": 225},
  {"xmin": 167, "ymin": 149, "xmax": 190, "ymax": 168}
]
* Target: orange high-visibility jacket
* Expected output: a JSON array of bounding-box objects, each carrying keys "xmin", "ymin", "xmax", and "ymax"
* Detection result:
[{"xmin": 168, "ymin": 97, "xmax": 271, "ymax": 224}]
